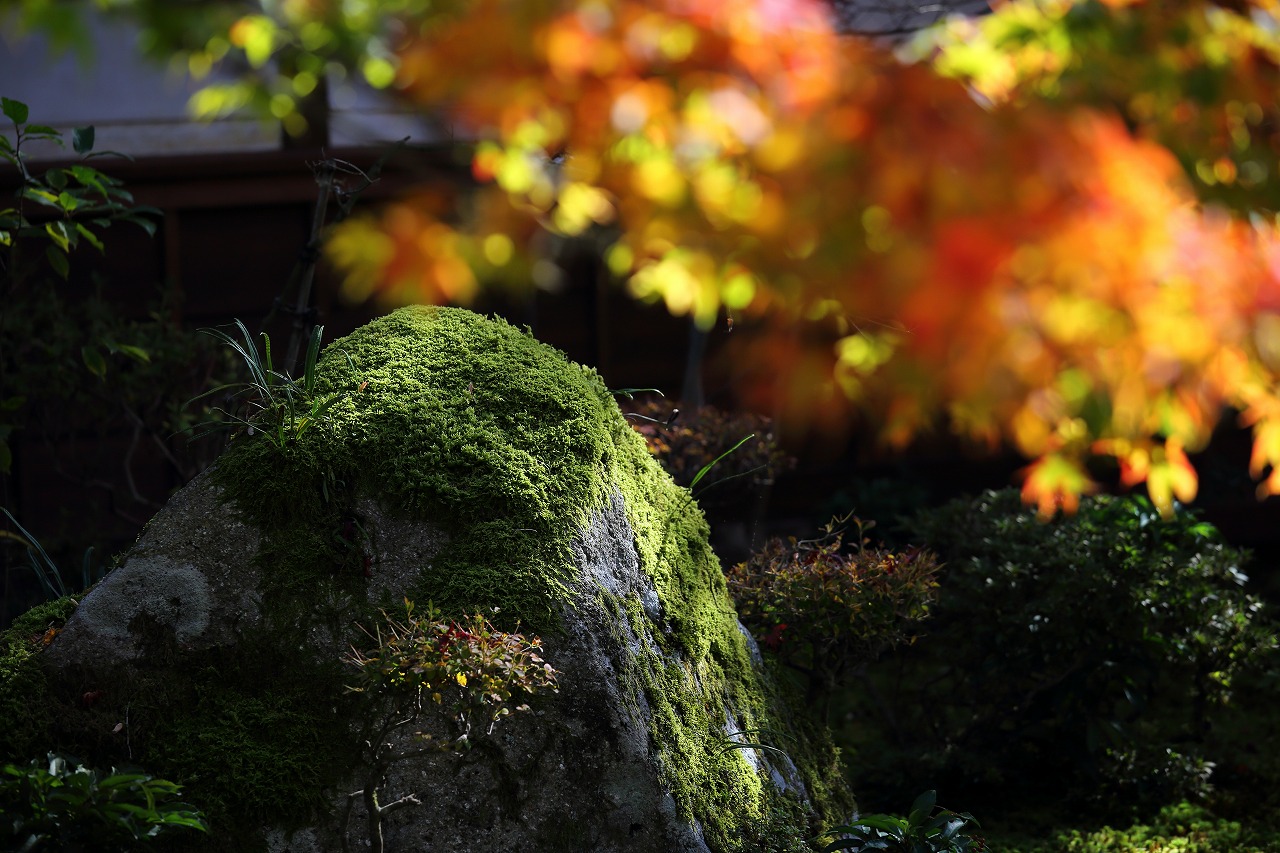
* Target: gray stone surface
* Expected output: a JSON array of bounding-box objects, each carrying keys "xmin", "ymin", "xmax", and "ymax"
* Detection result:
[{"xmin": 45, "ymin": 468, "xmax": 263, "ymax": 667}]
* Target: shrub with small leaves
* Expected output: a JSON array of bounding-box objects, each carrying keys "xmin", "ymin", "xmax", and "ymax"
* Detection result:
[
  {"xmin": 344, "ymin": 599, "xmax": 559, "ymax": 751},
  {"xmin": 843, "ymin": 489, "xmax": 1277, "ymax": 816},
  {"xmin": 342, "ymin": 600, "xmax": 561, "ymax": 852},
  {"xmin": 727, "ymin": 516, "xmax": 940, "ymax": 718}
]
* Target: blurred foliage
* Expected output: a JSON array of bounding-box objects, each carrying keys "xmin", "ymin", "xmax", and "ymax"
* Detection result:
[
  {"xmin": 727, "ymin": 515, "xmax": 940, "ymax": 720},
  {"xmin": 1, "ymin": 0, "xmax": 438, "ymax": 137},
  {"xmin": 320, "ymin": 0, "xmax": 1280, "ymax": 519},
  {"xmin": 839, "ymin": 489, "xmax": 1277, "ymax": 817},
  {"xmin": 12, "ymin": 1, "xmax": 1280, "ymax": 514},
  {"xmin": 624, "ymin": 399, "xmax": 794, "ymax": 506},
  {"xmin": 922, "ymin": 0, "xmax": 1280, "ymax": 215}
]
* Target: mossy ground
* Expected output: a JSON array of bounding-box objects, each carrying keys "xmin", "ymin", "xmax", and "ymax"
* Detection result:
[{"xmin": 2, "ymin": 306, "xmax": 851, "ymax": 850}]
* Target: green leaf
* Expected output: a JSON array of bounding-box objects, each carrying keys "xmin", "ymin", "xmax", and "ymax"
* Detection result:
[
  {"xmin": 718, "ymin": 740, "xmax": 791, "ymax": 759},
  {"xmin": 69, "ymin": 164, "xmax": 108, "ymax": 197},
  {"xmin": 81, "ymin": 345, "xmax": 107, "ymax": 378},
  {"xmin": 846, "ymin": 815, "xmax": 908, "ymax": 833},
  {"xmin": 122, "ymin": 213, "xmax": 158, "ymax": 237},
  {"xmin": 44, "ymin": 220, "xmax": 71, "ymax": 251},
  {"xmin": 74, "ymin": 222, "xmax": 105, "ymax": 252},
  {"xmin": 821, "ymin": 836, "xmax": 887, "ymax": 853},
  {"xmin": 45, "ymin": 245, "xmax": 69, "ymax": 278},
  {"xmin": 24, "ymin": 124, "xmax": 59, "ymax": 136},
  {"xmin": 22, "ymin": 187, "xmax": 60, "ymax": 208},
  {"xmin": 689, "ymin": 433, "xmax": 755, "ymax": 493},
  {"xmin": 611, "ymin": 387, "xmax": 663, "ymax": 399},
  {"xmin": 106, "ymin": 342, "xmax": 151, "ymax": 363},
  {"xmin": 2, "ymin": 97, "xmax": 29, "ymax": 125},
  {"xmin": 72, "ymin": 125, "xmax": 95, "ymax": 153},
  {"xmin": 46, "ymin": 168, "xmax": 67, "ymax": 190},
  {"xmin": 83, "ymin": 148, "xmax": 134, "ymax": 162},
  {"xmin": 302, "ymin": 324, "xmax": 324, "ymax": 393},
  {"xmin": 1, "ymin": 510, "xmax": 66, "ymax": 598},
  {"xmin": 156, "ymin": 813, "xmax": 208, "ymax": 832},
  {"xmin": 908, "ymin": 790, "xmax": 937, "ymax": 825},
  {"xmin": 57, "ymin": 191, "xmax": 81, "ymax": 212}
]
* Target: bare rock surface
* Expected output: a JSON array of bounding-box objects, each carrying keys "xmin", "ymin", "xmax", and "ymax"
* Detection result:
[{"xmin": 45, "ymin": 467, "xmax": 262, "ymax": 667}]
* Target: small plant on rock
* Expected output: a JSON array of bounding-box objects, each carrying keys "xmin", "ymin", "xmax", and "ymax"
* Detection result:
[
  {"xmin": 340, "ymin": 599, "xmax": 559, "ymax": 853},
  {"xmin": 190, "ymin": 319, "xmax": 343, "ymax": 451},
  {"xmin": 726, "ymin": 515, "xmax": 940, "ymax": 720}
]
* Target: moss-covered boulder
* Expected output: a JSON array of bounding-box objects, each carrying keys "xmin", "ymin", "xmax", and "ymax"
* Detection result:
[{"xmin": 7, "ymin": 306, "xmax": 852, "ymax": 851}]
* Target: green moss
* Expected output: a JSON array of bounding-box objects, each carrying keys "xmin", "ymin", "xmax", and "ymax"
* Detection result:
[
  {"xmin": 213, "ymin": 306, "xmax": 616, "ymax": 631},
  {"xmin": 147, "ymin": 662, "xmax": 353, "ymax": 829},
  {"xmin": 63, "ymin": 612, "xmax": 361, "ymax": 848},
  {"xmin": 0, "ymin": 596, "xmax": 78, "ymax": 760},
  {"xmin": 608, "ymin": 410, "xmax": 856, "ymax": 846}
]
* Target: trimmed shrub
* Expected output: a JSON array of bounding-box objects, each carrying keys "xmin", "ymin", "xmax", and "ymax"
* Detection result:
[
  {"xmin": 839, "ymin": 489, "xmax": 1276, "ymax": 816},
  {"xmin": 728, "ymin": 516, "xmax": 940, "ymax": 720}
]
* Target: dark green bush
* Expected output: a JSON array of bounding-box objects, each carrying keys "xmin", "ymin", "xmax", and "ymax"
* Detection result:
[
  {"xmin": 816, "ymin": 790, "xmax": 984, "ymax": 853},
  {"xmin": 0, "ymin": 752, "xmax": 207, "ymax": 851},
  {"xmin": 839, "ymin": 489, "xmax": 1276, "ymax": 816}
]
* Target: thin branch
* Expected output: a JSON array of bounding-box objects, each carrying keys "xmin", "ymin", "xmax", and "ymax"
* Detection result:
[{"xmin": 378, "ymin": 792, "xmax": 422, "ymax": 815}]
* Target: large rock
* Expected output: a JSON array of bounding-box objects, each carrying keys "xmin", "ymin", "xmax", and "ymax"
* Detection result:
[{"xmin": 7, "ymin": 307, "xmax": 852, "ymax": 852}]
